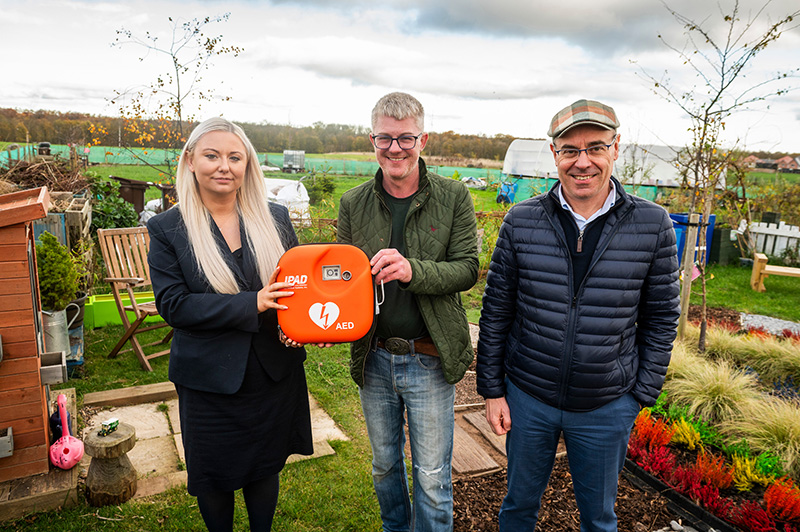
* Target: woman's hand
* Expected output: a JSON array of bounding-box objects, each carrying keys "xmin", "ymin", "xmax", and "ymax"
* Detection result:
[
  {"xmin": 278, "ymin": 328, "xmax": 335, "ymax": 349},
  {"xmin": 257, "ymin": 266, "xmax": 295, "ymax": 313},
  {"xmin": 278, "ymin": 328, "xmax": 304, "ymax": 348}
]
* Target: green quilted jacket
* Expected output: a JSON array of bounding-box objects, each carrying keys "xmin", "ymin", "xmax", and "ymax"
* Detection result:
[{"xmin": 337, "ymin": 159, "xmax": 479, "ymax": 386}]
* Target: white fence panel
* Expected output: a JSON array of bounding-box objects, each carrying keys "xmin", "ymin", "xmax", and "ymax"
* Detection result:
[{"xmin": 744, "ymin": 221, "xmax": 800, "ymax": 256}]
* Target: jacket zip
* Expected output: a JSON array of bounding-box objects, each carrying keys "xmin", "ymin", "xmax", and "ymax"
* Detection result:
[
  {"xmin": 362, "ymin": 181, "xmax": 431, "ymax": 382},
  {"xmin": 547, "ymin": 197, "xmax": 636, "ymax": 409},
  {"xmin": 577, "ymin": 228, "xmax": 584, "ymax": 253}
]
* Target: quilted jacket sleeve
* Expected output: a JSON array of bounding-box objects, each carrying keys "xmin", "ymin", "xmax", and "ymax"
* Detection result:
[
  {"xmin": 631, "ymin": 209, "xmax": 680, "ymax": 406},
  {"xmin": 476, "ymin": 209, "xmax": 519, "ymax": 399},
  {"xmin": 147, "ymin": 211, "xmax": 260, "ymax": 334},
  {"xmin": 336, "ymin": 190, "xmax": 352, "ymax": 245},
  {"xmin": 404, "ymin": 184, "xmax": 479, "ymax": 295}
]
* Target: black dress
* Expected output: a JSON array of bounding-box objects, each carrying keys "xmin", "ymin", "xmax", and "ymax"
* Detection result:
[{"xmin": 177, "ymin": 248, "xmax": 313, "ymax": 495}]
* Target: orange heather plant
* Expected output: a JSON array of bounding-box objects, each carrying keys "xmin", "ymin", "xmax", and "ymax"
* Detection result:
[
  {"xmin": 694, "ymin": 449, "xmax": 734, "ymax": 489},
  {"xmin": 631, "ymin": 410, "xmax": 675, "ymax": 449},
  {"xmin": 765, "ymin": 477, "xmax": 800, "ymax": 523}
]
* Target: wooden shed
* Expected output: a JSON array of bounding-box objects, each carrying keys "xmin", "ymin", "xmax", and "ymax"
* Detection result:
[{"xmin": 0, "ymin": 187, "xmax": 54, "ymax": 483}]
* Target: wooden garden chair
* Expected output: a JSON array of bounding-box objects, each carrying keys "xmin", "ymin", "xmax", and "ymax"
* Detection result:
[{"xmin": 97, "ymin": 227, "xmax": 172, "ymax": 371}]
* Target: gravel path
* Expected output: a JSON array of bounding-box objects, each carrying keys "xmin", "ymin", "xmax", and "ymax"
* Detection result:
[{"xmin": 740, "ymin": 312, "xmax": 800, "ymax": 336}]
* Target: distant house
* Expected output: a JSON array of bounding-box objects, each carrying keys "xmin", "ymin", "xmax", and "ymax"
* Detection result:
[
  {"xmin": 742, "ymin": 154, "xmax": 761, "ymax": 168},
  {"xmin": 776, "ymin": 155, "xmax": 799, "ymax": 170}
]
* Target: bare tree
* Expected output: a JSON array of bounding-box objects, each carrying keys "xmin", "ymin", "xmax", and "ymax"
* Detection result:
[
  {"xmin": 109, "ymin": 14, "xmax": 242, "ymax": 178},
  {"xmin": 639, "ymin": 0, "xmax": 800, "ymax": 350}
]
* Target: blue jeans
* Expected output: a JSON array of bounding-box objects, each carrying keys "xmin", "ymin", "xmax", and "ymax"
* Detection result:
[
  {"xmin": 359, "ymin": 346, "xmax": 455, "ymax": 532},
  {"xmin": 500, "ymin": 379, "xmax": 640, "ymax": 532}
]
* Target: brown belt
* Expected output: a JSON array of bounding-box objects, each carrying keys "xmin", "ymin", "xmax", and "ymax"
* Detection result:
[{"xmin": 376, "ymin": 336, "xmax": 438, "ymax": 357}]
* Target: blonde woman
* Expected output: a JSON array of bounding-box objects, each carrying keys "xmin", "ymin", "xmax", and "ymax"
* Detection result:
[{"xmin": 147, "ymin": 117, "xmax": 312, "ymax": 531}]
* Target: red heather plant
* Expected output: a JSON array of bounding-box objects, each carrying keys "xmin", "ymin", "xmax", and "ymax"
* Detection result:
[
  {"xmin": 694, "ymin": 483, "xmax": 733, "ymax": 520},
  {"xmin": 627, "ymin": 435, "xmax": 647, "ymax": 462},
  {"xmin": 764, "ymin": 477, "xmax": 800, "ymax": 523},
  {"xmin": 695, "ymin": 450, "xmax": 734, "ymax": 489},
  {"xmin": 672, "ymin": 465, "xmax": 703, "ymax": 497},
  {"xmin": 640, "ymin": 445, "xmax": 676, "ymax": 478},
  {"xmin": 730, "ymin": 500, "xmax": 777, "ymax": 532}
]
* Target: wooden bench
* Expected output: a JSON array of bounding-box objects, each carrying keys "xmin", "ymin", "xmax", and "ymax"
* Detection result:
[{"xmin": 750, "ymin": 252, "xmax": 800, "ymax": 292}]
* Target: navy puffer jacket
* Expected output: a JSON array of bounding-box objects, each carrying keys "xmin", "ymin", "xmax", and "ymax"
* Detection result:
[{"xmin": 477, "ymin": 178, "xmax": 680, "ymax": 411}]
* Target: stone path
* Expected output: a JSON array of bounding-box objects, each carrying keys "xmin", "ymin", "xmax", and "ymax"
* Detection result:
[{"xmin": 79, "ymin": 392, "xmax": 349, "ymax": 499}]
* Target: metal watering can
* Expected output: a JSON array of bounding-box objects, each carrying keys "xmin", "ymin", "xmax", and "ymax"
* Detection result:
[{"xmin": 49, "ymin": 393, "xmax": 84, "ymax": 469}]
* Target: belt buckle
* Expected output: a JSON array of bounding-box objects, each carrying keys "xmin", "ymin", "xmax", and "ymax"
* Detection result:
[{"xmin": 384, "ymin": 337, "xmax": 411, "ymax": 355}]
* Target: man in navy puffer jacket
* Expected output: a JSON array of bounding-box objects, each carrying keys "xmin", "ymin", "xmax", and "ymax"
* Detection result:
[{"xmin": 477, "ymin": 100, "xmax": 680, "ymax": 532}]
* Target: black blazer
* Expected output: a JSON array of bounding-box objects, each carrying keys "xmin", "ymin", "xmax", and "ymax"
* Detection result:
[{"xmin": 147, "ymin": 203, "xmax": 305, "ymax": 394}]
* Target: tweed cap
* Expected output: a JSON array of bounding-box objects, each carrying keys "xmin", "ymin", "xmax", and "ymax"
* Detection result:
[{"xmin": 548, "ymin": 99, "xmax": 619, "ymax": 138}]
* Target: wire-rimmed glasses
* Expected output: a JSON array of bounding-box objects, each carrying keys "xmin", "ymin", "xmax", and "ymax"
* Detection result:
[{"xmin": 554, "ymin": 135, "xmax": 617, "ymax": 161}]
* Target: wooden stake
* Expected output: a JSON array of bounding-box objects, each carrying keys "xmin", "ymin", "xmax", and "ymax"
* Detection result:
[{"xmin": 677, "ymin": 213, "xmax": 700, "ymax": 339}]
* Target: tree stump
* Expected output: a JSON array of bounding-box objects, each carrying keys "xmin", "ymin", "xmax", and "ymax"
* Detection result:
[{"xmin": 84, "ymin": 422, "xmax": 137, "ymax": 506}]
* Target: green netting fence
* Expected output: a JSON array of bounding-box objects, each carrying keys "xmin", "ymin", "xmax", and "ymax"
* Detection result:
[
  {"xmin": 3, "ymin": 143, "xmax": 656, "ymax": 201},
  {"xmin": 3, "ymin": 143, "xmax": 508, "ymax": 180}
]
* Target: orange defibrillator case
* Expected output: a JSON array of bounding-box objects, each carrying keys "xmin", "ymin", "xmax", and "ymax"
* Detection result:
[{"xmin": 276, "ymin": 243, "xmax": 376, "ymax": 343}]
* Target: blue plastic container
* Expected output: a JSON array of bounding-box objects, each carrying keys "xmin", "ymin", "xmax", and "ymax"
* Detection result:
[{"xmin": 669, "ymin": 213, "xmax": 716, "ymax": 265}]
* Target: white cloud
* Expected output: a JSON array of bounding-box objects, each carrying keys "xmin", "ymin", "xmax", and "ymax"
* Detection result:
[{"xmin": 1, "ymin": 0, "xmax": 798, "ymax": 152}]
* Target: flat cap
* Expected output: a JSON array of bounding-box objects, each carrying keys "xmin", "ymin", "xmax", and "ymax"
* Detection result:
[{"xmin": 548, "ymin": 99, "xmax": 619, "ymax": 138}]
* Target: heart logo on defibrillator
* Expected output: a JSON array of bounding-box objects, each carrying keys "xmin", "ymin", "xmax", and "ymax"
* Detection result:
[{"xmin": 309, "ymin": 302, "xmax": 340, "ymax": 330}]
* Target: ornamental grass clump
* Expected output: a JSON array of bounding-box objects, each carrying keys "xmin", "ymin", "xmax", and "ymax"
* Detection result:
[
  {"xmin": 664, "ymin": 358, "xmax": 760, "ymax": 424},
  {"xmin": 666, "ymin": 340, "xmax": 702, "ymax": 381},
  {"xmin": 737, "ymin": 334, "xmax": 800, "ymax": 386},
  {"xmin": 692, "ymin": 324, "xmax": 743, "ymax": 360},
  {"xmin": 724, "ymin": 399, "xmax": 800, "ymax": 481},
  {"xmin": 680, "ymin": 322, "xmax": 800, "ymax": 389}
]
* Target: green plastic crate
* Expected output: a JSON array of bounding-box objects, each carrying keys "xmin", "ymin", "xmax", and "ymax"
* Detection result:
[{"xmin": 85, "ymin": 292, "xmax": 164, "ymax": 328}]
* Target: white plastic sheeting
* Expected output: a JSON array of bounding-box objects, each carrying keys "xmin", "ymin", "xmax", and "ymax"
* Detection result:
[{"xmin": 263, "ymin": 178, "xmax": 311, "ymax": 225}]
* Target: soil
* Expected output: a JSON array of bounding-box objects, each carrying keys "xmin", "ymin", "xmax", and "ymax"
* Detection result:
[
  {"xmin": 687, "ymin": 305, "xmax": 742, "ymax": 330},
  {"xmin": 453, "ymin": 459, "xmax": 673, "ymax": 531}
]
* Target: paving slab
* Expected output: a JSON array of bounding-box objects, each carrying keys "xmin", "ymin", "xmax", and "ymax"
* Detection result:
[
  {"xmin": 134, "ymin": 471, "xmax": 188, "ymax": 500},
  {"xmin": 83, "ymin": 404, "xmax": 171, "ymax": 441},
  {"xmin": 287, "ymin": 440, "xmax": 335, "ymax": 464},
  {"xmin": 127, "ymin": 436, "xmax": 181, "ymax": 478},
  {"xmin": 308, "ymin": 394, "xmax": 348, "ymax": 443},
  {"xmin": 165, "ymin": 399, "xmax": 181, "ymax": 434},
  {"xmin": 173, "ymin": 433, "xmax": 185, "ymax": 464}
]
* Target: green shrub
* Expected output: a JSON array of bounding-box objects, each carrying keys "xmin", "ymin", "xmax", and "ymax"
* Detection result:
[
  {"xmin": 36, "ymin": 231, "xmax": 79, "ymax": 311},
  {"xmin": 87, "ymin": 172, "xmax": 139, "ymax": 230},
  {"xmin": 304, "ymin": 169, "xmax": 336, "ymax": 205}
]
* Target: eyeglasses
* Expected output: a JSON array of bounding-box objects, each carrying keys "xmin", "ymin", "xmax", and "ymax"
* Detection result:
[
  {"xmin": 370, "ymin": 134, "xmax": 423, "ymax": 150},
  {"xmin": 553, "ymin": 136, "xmax": 617, "ymax": 161}
]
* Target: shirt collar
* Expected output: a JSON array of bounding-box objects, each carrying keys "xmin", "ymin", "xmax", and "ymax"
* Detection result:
[{"xmin": 557, "ymin": 180, "xmax": 616, "ymax": 231}]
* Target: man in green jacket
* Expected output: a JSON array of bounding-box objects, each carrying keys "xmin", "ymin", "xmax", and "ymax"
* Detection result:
[{"xmin": 337, "ymin": 92, "xmax": 478, "ymax": 532}]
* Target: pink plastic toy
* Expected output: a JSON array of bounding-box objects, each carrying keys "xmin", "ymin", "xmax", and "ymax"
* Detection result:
[{"xmin": 49, "ymin": 393, "xmax": 84, "ymax": 469}]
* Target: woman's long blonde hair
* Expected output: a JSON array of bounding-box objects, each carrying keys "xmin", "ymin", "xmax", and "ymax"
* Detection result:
[{"xmin": 176, "ymin": 117, "xmax": 286, "ymax": 294}]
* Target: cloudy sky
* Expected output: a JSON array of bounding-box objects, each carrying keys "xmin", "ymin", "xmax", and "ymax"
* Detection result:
[{"xmin": 2, "ymin": 0, "xmax": 799, "ymax": 153}]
